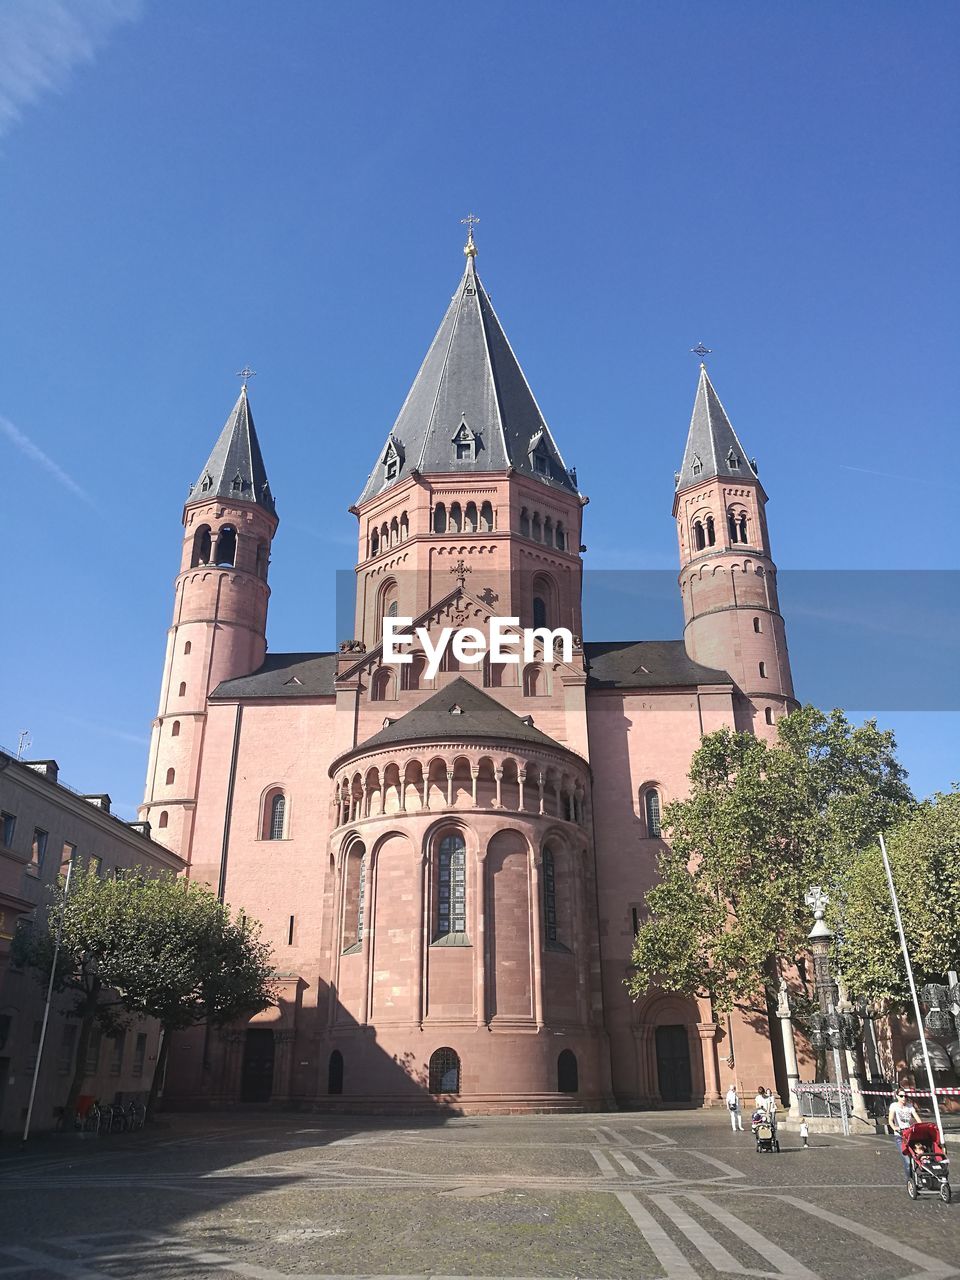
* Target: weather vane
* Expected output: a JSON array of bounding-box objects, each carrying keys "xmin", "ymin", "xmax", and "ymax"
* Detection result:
[
  {"xmin": 690, "ymin": 343, "xmax": 712, "ymax": 362},
  {"xmin": 450, "ymin": 558, "xmax": 472, "ymax": 589},
  {"xmin": 236, "ymin": 366, "xmax": 257, "ymax": 389}
]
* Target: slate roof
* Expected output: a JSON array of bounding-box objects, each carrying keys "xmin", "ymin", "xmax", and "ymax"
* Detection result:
[
  {"xmin": 335, "ymin": 678, "xmax": 565, "ymax": 768},
  {"xmin": 676, "ymin": 365, "xmax": 760, "ymax": 494},
  {"xmin": 189, "ymin": 387, "xmax": 276, "ymax": 515},
  {"xmin": 357, "ymin": 247, "xmax": 577, "ymax": 504},
  {"xmin": 210, "ymin": 652, "xmax": 337, "ymax": 700},
  {"xmin": 583, "ymin": 640, "xmax": 731, "ymax": 690}
]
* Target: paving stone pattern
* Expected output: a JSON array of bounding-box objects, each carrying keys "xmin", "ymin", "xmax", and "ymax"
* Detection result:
[{"xmin": 1, "ymin": 1111, "xmax": 957, "ymax": 1279}]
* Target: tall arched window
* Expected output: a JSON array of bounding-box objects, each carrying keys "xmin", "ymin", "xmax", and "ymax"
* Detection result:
[
  {"xmin": 437, "ymin": 832, "xmax": 466, "ymax": 936},
  {"xmin": 532, "ymin": 513, "xmax": 542, "ymax": 542},
  {"xmin": 644, "ymin": 788, "xmax": 662, "ymax": 837},
  {"xmin": 256, "ymin": 543, "xmax": 268, "ymax": 578},
  {"xmin": 694, "ymin": 520, "xmax": 705, "ymax": 551},
  {"xmin": 158, "ymin": 811, "xmax": 168, "ymax": 829},
  {"xmin": 765, "ymin": 707, "xmax": 774, "ymax": 725},
  {"xmin": 543, "ymin": 846, "xmax": 558, "ymax": 943},
  {"xmin": 356, "ymin": 855, "xmax": 366, "ymax": 943},
  {"xmin": 557, "ymin": 1049, "xmax": 579, "ymax": 1093},
  {"xmin": 433, "ymin": 503, "xmax": 447, "ymax": 533},
  {"xmin": 370, "ymin": 528, "xmax": 380, "ymax": 556},
  {"xmin": 464, "ymin": 502, "xmax": 478, "ymax": 532},
  {"xmin": 739, "ymin": 513, "xmax": 748, "ymax": 543},
  {"xmin": 377, "ymin": 580, "xmax": 398, "ymax": 639},
  {"xmin": 269, "ymin": 793, "xmax": 286, "ymax": 840},
  {"xmin": 533, "ymin": 596, "xmax": 547, "ymax": 629},
  {"xmin": 171, "ymin": 720, "xmax": 180, "ymax": 737},
  {"xmin": 520, "ymin": 508, "xmax": 530, "ymax": 537},
  {"xmin": 178, "ymin": 682, "xmax": 186, "ymax": 697},
  {"xmin": 555, "ymin": 521, "xmax": 565, "ymax": 550},
  {"xmin": 706, "ymin": 516, "xmax": 716, "ymax": 546},
  {"xmin": 449, "ymin": 502, "xmax": 462, "ymax": 532},
  {"xmin": 400, "ymin": 512, "xmax": 409, "ymax": 540},
  {"xmin": 165, "ymin": 768, "xmax": 175, "ymax": 786},
  {"xmin": 429, "ymin": 1047, "xmax": 461, "ymax": 1094},
  {"xmin": 328, "ymin": 1049, "xmax": 344, "ymax": 1095},
  {"xmin": 480, "ymin": 501, "xmax": 494, "ymax": 531},
  {"xmin": 183, "ymin": 641, "xmax": 192, "ymax": 655},
  {"xmin": 191, "ymin": 525, "xmax": 211, "ymax": 567},
  {"xmin": 372, "ymin": 666, "xmax": 397, "ymax": 701},
  {"xmin": 728, "ymin": 511, "xmax": 739, "ymax": 543},
  {"xmin": 753, "ymin": 616, "xmax": 762, "ymax": 633},
  {"xmin": 215, "ymin": 526, "xmax": 237, "ymax": 567}
]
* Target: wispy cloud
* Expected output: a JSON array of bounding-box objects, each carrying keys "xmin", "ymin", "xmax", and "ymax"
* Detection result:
[
  {"xmin": 61, "ymin": 714, "xmax": 149, "ymax": 747},
  {"xmin": 0, "ymin": 413, "xmax": 95, "ymax": 505},
  {"xmin": 0, "ymin": 0, "xmax": 142, "ymax": 137}
]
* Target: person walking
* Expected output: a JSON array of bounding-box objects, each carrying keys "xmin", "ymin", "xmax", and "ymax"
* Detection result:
[
  {"xmin": 725, "ymin": 1083, "xmax": 744, "ymax": 1131},
  {"xmin": 799, "ymin": 1118, "xmax": 810, "ymax": 1148},
  {"xmin": 887, "ymin": 1088, "xmax": 921, "ymax": 1181}
]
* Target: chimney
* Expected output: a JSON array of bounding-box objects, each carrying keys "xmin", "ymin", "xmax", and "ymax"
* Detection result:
[{"xmin": 26, "ymin": 760, "xmax": 59, "ymax": 783}]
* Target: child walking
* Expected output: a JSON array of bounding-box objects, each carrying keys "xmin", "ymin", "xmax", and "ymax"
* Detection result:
[{"xmin": 800, "ymin": 1119, "xmax": 809, "ymax": 1148}]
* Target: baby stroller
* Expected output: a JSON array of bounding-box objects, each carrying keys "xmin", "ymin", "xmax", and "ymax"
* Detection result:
[
  {"xmin": 751, "ymin": 1109, "xmax": 780, "ymax": 1153},
  {"xmin": 901, "ymin": 1123, "xmax": 951, "ymax": 1203}
]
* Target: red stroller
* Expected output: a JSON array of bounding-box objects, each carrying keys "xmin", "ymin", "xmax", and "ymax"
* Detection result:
[{"xmin": 901, "ymin": 1123, "xmax": 951, "ymax": 1203}]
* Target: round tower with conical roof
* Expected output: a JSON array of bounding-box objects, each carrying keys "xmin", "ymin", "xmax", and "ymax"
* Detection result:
[{"xmin": 140, "ymin": 384, "xmax": 278, "ymax": 856}]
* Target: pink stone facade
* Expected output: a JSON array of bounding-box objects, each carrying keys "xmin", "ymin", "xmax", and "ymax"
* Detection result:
[{"xmin": 145, "ymin": 260, "xmax": 799, "ymax": 1114}]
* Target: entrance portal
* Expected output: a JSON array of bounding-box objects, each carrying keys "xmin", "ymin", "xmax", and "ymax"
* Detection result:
[
  {"xmin": 241, "ymin": 1029, "xmax": 275, "ymax": 1103},
  {"xmin": 655, "ymin": 1024, "xmax": 692, "ymax": 1103}
]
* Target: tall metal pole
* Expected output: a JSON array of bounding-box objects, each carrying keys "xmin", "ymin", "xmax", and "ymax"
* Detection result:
[
  {"xmin": 805, "ymin": 885, "xmax": 850, "ymax": 1135},
  {"xmin": 22, "ymin": 856, "xmax": 74, "ymax": 1144},
  {"xmin": 878, "ymin": 833, "xmax": 945, "ymax": 1145}
]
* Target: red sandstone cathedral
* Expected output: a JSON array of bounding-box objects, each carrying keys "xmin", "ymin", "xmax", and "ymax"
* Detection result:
[{"xmin": 140, "ymin": 228, "xmax": 796, "ymax": 1111}]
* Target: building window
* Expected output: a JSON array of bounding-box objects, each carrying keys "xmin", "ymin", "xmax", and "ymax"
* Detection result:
[
  {"xmin": 555, "ymin": 521, "xmax": 565, "ymax": 550},
  {"xmin": 191, "ymin": 525, "xmax": 211, "ymax": 567},
  {"xmin": 215, "ymin": 525, "xmax": 237, "ymax": 567},
  {"xmin": 184, "ymin": 641, "xmax": 192, "ymax": 655},
  {"xmin": 85, "ymin": 1026, "xmax": 102, "ymax": 1075},
  {"xmin": 1, "ymin": 812, "xmax": 15, "ymax": 848},
  {"xmin": 480, "ymin": 501, "xmax": 494, "ymax": 531},
  {"xmin": 706, "ymin": 516, "xmax": 716, "ymax": 546},
  {"xmin": 557, "ymin": 1049, "xmax": 579, "ymax": 1093},
  {"xmin": 765, "ymin": 707, "xmax": 774, "ymax": 725},
  {"xmin": 644, "ymin": 790, "xmax": 662, "ymax": 838},
  {"xmin": 739, "ymin": 513, "xmax": 748, "ymax": 543},
  {"xmin": 158, "ymin": 811, "xmax": 169, "ymax": 829},
  {"xmin": 383, "ymin": 440, "xmax": 400, "ymax": 480},
  {"xmin": 533, "ymin": 596, "xmax": 547, "ymax": 630},
  {"xmin": 287, "ymin": 914, "xmax": 295, "ymax": 945},
  {"xmin": 694, "ymin": 520, "xmax": 705, "ymax": 551},
  {"xmin": 58, "ymin": 1024, "xmax": 78, "ymax": 1076},
  {"xmin": 429, "ymin": 1047, "xmax": 461, "ymax": 1094},
  {"xmin": 165, "ymin": 768, "xmax": 175, "ymax": 786},
  {"xmin": 631, "ymin": 906, "xmax": 641, "ymax": 936},
  {"xmin": 520, "ymin": 508, "xmax": 530, "ymax": 537},
  {"xmin": 433, "ymin": 503, "xmax": 447, "ymax": 534},
  {"xmin": 109, "ymin": 1030, "xmax": 126, "ymax": 1076},
  {"xmin": 532, "ymin": 513, "xmax": 542, "ymax": 542},
  {"xmin": 178, "ymin": 682, "xmax": 186, "ymax": 697},
  {"xmin": 328, "ymin": 1049, "xmax": 344, "ymax": 1094},
  {"xmin": 543, "ymin": 847, "xmax": 558, "ymax": 943},
  {"xmin": 691, "ymin": 454, "xmax": 702, "ymax": 476},
  {"xmin": 356, "ymin": 856, "xmax": 366, "ymax": 943},
  {"xmin": 753, "ymin": 617, "xmax": 762, "ymax": 633},
  {"xmin": 269, "ymin": 793, "xmax": 286, "ymax": 840},
  {"xmin": 30, "ymin": 828, "xmax": 48, "ymax": 873},
  {"xmin": 61, "ymin": 841, "xmax": 76, "ymax": 872},
  {"xmin": 727, "ymin": 449, "xmax": 740, "ymax": 469},
  {"xmin": 132, "ymin": 1032, "xmax": 147, "ymax": 1078},
  {"xmin": 437, "ymin": 833, "xmax": 466, "ymax": 935},
  {"xmin": 759, "ymin": 661, "xmax": 767, "ymax": 679},
  {"xmin": 453, "ymin": 423, "xmax": 475, "ymax": 460},
  {"xmin": 171, "ymin": 720, "xmax": 180, "ymax": 737}
]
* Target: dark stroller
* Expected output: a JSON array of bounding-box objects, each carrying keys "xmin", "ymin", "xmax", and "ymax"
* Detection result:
[
  {"xmin": 901, "ymin": 1123, "xmax": 951, "ymax": 1203},
  {"xmin": 751, "ymin": 1109, "xmax": 780, "ymax": 1153}
]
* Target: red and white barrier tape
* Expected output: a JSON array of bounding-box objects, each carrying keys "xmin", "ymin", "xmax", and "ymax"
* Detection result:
[{"xmin": 858, "ymin": 1087, "xmax": 960, "ymax": 1097}]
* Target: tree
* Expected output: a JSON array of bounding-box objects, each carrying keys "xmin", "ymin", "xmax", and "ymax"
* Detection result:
[
  {"xmin": 106, "ymin": 876, "xmax": 276, "ymax": 1117},
  {"xmin": 627, "ymin": 705, "xmax": 913, "ymax": 1014},
  {"xmin": 839, "ymin": 788, "xmax": 960, "ymax": 1008}
]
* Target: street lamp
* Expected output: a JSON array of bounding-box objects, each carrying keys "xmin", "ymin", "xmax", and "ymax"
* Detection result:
[{"xmin": 804, "ymin": 885, "xmax": 851, "ymax": 1135}]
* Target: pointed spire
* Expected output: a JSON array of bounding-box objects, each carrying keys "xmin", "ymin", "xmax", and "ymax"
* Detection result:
[
  {"xmin": 676, "ymin": 364, "xmax": 760, "ymax": 493},
  {"xmin": 358, "ymin": 233, "xmax": 577, "ymax": 504},
  {"xmin": 189, "ymin": 386, "xmax": 276, "ymax": 514}
]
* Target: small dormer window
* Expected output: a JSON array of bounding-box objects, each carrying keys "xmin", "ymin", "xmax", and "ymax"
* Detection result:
[
  {"xmin": 533, "ymin": 451, "xmax": 548, "ymax": 475},
  {"xmin": 200, "ymin": 474, "xmax": 212, "ymax": 492},
  {"xmin": 232, "ymin": 473, "xmax": 244, "ymax": 492},
  {"xmin": 383, "ymin": 439, "xmax": 401, "ymax": 481},
  {"xmin": 452, "ymin": 422, "xmax": 476, "ymax": 461},
  {"xmin": 727, "ymin": 449, "xmax": 740, "ymax": 469},
  {"xmin": 691, "ymin": 455, "xmax": 703, "ymax": 476}
]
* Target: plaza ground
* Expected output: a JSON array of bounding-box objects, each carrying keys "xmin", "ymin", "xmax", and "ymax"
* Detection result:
[{"xmin": 1, "ymin": 1110, "xmax": 957, "ymax": 1279}]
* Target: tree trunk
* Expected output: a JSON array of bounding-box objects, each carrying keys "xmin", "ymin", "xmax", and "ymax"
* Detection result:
[
  {"xmin": 63, "ymin": 982, "xmax": 102, "ymax": 1121},
  {"xmin": 145, "ymin": 1026, "xmax": 170, "ymax": 1123}
]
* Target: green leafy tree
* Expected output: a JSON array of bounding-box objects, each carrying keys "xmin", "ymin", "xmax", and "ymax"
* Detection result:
[
  {"xmin": 627, "ymin": 706, "xmax": 913, "ymax": 1014},
  {"xmin": 839, "ymin": 788, "xmax": 960, "ymax": 1007}
]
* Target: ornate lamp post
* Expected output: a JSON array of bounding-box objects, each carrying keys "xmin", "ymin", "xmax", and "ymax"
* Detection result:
[{"xmin": 804, "ymin": 885, "xmax": 851, "ymax": 1134}]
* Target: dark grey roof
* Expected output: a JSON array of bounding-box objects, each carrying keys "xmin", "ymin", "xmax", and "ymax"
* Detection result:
[
  {"xmin": 584, "ymin": 640, "xmax": 731, "ymax": 689},
  {"xmin": 358, "ymin": 250, "xmax": 577, "ymax": 504},
  {"xmin": 210, "ymin": 652, "xmax": 337, "ymax": 700},
  {"xmin": 335, "ymin": 678, "xmax": 565, "ymax": 767},
  {"xmin": 189, "ymin": 387, "xmax": 276, "ymax": 514},
  {"xmin": 676, "ymin": 365, "xmax": 760, "ymax": 493}
]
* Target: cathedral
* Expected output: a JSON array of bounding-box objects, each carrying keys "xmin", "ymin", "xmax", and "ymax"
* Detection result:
[{"xmin": 140, "ymin": 228, "xmax": 797, "ymax": 1112}]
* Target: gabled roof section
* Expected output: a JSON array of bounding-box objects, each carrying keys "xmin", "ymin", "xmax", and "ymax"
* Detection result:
[
  {"xmin": 676, "ymin": 365, "xmax": 760, "ymax": 494},
  {"xmin": 357, "ymin": 247, "xmax": 577, "ymax": 504},
  {"xmin": 333, "ymin": 677, "xmax": 564, "ymax": 770},
  {"xmin": 210, "ymin": 652, "xmax": 337, "ymax": 700},
  {"xmin": 584, "ymin": 640, "xmax": 731, "ymax": 690},
  {"xmin": 188, "ymin": 387, "xmax": 276, "ymax": 515}
]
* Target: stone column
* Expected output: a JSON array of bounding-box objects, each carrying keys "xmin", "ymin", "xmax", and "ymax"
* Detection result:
[
  {"xmin": 697, "ymin": 1022, "xmax": 721, "ymax": 1104},
  {"xmin": 273, "ymin": 1029, "xmax": 296, "ymax": 1103},
  {"xmin": 493, "ymin": 767, "xmax": 503, "ymax": 809},
  {"xmin": 775, "ymin": 979, "xmax": 802, "ymax": 1118},
  {"xmin": 529, "ymin": 852, "xmax": 545, "ymax": 1029},
  {"xmin": 471, "ymin": 765, "xmax": 479, "ymax": 806},
  {"xmin": 476, "ymin": 847, "xmax": 488, "ymax": 1027},
  {"xmin": 445, "ymin": 768, "xmax": 453, "ymax": 808},
  {"xmin": 518, "ymin": 769, "xmax": 526, "ymax": 812}
]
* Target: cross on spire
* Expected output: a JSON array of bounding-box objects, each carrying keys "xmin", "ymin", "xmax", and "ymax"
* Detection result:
[
  {"xmin": 450, "ymin": 558, "xmax": 472, "ymax": 589},
  {"xmin": 461, "ymin": 213, "xmax": 480, "ymax": 257},
  {"xmin": 690, "ymin": 342, "xmax": 712, "ymax": 364},
  {"xmin": 236, "ymin": 365, "xmax": 257, "ymax": 390}
]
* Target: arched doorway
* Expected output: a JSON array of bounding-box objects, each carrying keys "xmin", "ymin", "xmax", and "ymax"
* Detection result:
[
  {"xmin": 557, "ymin": 1049, "xmax": 579, "ymax": 1093},
  {"xmin": 328, "ymin": 1049, "xmax": 344, "ymax": 1095},
  {"xmin": 241, "ymin": 1029, "xmax": 275, "ymax": 1102},
  {"xmin": 655, "ymin": 1024, "xmax": 692, "ymax": 1103}
]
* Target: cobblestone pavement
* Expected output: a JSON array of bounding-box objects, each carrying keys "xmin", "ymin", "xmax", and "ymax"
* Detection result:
[{"xmin": 1, "ymin": 1111, "xmax": 957, "ymax": 1279}]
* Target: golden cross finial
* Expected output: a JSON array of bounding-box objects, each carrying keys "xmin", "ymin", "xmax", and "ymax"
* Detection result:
[{"xmin": 461, "ymin": 213, "xmax": 479, "ymax": 258}]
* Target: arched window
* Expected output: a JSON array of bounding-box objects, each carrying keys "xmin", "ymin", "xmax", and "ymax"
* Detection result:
[
  {"xmin": 429, "ymin": 1047, "xmax": 461, "ymax": 1094},
  {"xmin": 753, "ymin": 616, "xmax": 762, "ymax": 633},
  {"xmin": 328, "ymin": 1049, "xmax": 344, "ymax": 1095},
  {"xmin": 694, "ymin": 520, "xmax": 705, "ymax": 551},
  {"xmin": 765, "ymin": 707, "xmax": 774, "ymax": 725},
  {"xmin": 171, "ymin": 721, "xmax": 180, "ymax": 737},
  {"xmin": 449, "ymin": 502, "xmax": 462, "ymax": 532},
  {"xmin": 532, "ymin": 513, "xmax": 542, "ymax": 542},
  {"xmin": 759, "ymin": 661, "xmax": 767, "ymax": 678},
  {"xmin": 390, "ymin": 516, "xmax": 399, "ymax": 545},
  {"xmin": 644, "ymin": 788, "xmax": 662, "ymax": 838},
  {"xmin": 557, "ymin": 1049, "xmax": 578, "ymax": 1093},
  {"xmin": 544, "ymin": 516, "xmax": 554, "ymax": 545},
  {"xmin": 178, "ymin": 682, "xmax": 186, "ymax": 697},
  {"xmin": 215, "ymin": 525, "xmax": 237, "ymax": 567},
  {"xmin": 400, "ymin": 512, "xmax": 409, "ymax": 540},
  {"xmin": 523, "ymin": 663, "xmax": 545, "ymax": 697},
  {"xmin": 531, "ymin": 574, "xmax": 557, "ymax": 633},
  {"xmin": 165, "ymin": 768, "xmax": 175, "ymax": 786},
  {"xmin": 370, "ymin": 528, "xmax": 379, "ymax": 556},
  {"xmin": 543, "ymin": 847, "xmax": 558, "ymax": 943},
  {"xmin": 739, "ymin": 513, "xmax": 748, "ymax": 543},
  {"xmin": 437, "ymin": 832, "xmax": 466, "ymax": 936},
  {"xmin": 403, "ymin": 653, "xmax": 426, "ymax": 691},
  {"xmin": 533, "ymin": 596, "xmax": 547, "ymax": 629},
  {"xmin": 356, "ymin": 855, "xmax": 366, "ymax": 942},
  {"xmin": 520, "ymin": 508, "xmax": 530, "ymax": 537},
  {"xmin": 380, "ymin": 522, "xmax": 389, "ymax": 548},
  {"xmin": 555, "ymin": 521, "xmax": 565, "ymax": 550},
  {"xmin": 464, "ymin": 502, "xmax": 478, "ymax": 532},
  {"xmin": 706, "ymin": 516, "xmax": 716, "ymax": 546},
  {"xmin": 372, "ymin": 667, "xmax": 396, "ymax": 701},
  {"xmin": 433, "ymin": 503, "xmax": 447, "ymax": 534},
  {"xmin": 158, "ymin": 811, "xmax": 168, "ymax": 829},
  {"xmin": 256, "ymin": 543, "xmax": 268, "ymax": 578},
  {"xmin": 728, "ymin": 512, "xmax": 739, "ymax": 543},
  {"xmin": 269, "ymin": 793, "xmax": 286, "ymax": 840},
  {"xmin": 191, "ymin": 525, "xmax": 212, "ymax": 567},
  {"xmin": 341, "ymin": 842, "xmax": 366, "ymax": 952},
  {"xmin": 480, "ymin": 501, "xmax": 493, "ymax": 531},
  {"xmin": 183, "ymin": 641, "xmax": 192, "ymax": 655},
  {"xmin": 376, "ymin": 580, "xmax": 398, "ymax": 639}
]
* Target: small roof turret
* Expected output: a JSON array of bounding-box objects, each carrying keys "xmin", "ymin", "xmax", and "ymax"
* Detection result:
[
  {"xmin": 676, "ymin": 364, "xmax": 760, "ymax": 494},
  {"xmin": 188, "ymin": 385, "xmax": 275, "ymax": 515},
  {"xmin": 357, "ymin": 228, "xmax": 577, "ymax": 504}
]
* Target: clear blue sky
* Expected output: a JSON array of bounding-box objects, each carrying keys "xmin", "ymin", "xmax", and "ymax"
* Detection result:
[{"xmin": 1, "ymin": 1, "xmax": 957, "ymax": 816}]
